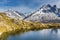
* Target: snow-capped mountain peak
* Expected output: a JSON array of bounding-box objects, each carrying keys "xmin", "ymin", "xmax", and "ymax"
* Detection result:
[
  {"xmin": 5, "ymin": 9, "xmax": 25, "ymax": 20},
  {"xmin": 24, "ymin": 4, "xmax": 60, "ymax": 23}
]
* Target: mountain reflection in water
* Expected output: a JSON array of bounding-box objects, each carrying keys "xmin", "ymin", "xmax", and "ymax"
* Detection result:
[
  {"xmin": 7, "ymin": 29, "xmax": 60, "ymax": 40},
  {"xmin": 51, "ymin": 29, "xmax": 58, "ymax": 34}
]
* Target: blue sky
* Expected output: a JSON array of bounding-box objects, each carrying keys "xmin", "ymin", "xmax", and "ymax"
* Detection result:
[{"xmin": 0, "ymin": 0, "xmax": 60, "ymax": 13}]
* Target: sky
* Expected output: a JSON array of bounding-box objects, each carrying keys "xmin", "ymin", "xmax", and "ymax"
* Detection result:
[{"xmin": 0, "ymin": 0, "xmax": 60, "ymax": 13}]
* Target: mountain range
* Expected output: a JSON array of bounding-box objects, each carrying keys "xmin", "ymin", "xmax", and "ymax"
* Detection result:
[{"xmin": 4, "ymin": 4, "xmax": 60, "ymax": 23}]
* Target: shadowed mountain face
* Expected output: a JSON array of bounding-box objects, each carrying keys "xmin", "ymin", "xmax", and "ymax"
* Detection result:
[{"xmin": 24, "ymin": 4, "xmax": 60, "ymax": 23}]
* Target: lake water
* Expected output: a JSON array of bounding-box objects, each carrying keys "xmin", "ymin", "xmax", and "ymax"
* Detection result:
[{"xmin": 7, "ymin": 29, "xmax": 60, "ymax": 40}]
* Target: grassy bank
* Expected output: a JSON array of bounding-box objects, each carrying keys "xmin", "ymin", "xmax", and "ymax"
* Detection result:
[
  {"xmin": 1, "ymin": 23, "xmax": 60, "ymax": 40},
  {"xmin": 0, "ymin": 13, "xmax": 60, "ymax": 40}
]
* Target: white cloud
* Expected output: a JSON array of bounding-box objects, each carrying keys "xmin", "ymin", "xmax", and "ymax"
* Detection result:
[
  {"xmin": 56, "ymin": 1, "xmax": 60, "ymax": 8},
  {"xmin": 50, "ymin": 0, "xmax": 60, "ymax": 8},
  {"xmin": 0, "ymin": 8, "xmax": 6, "ymax": 12}
]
